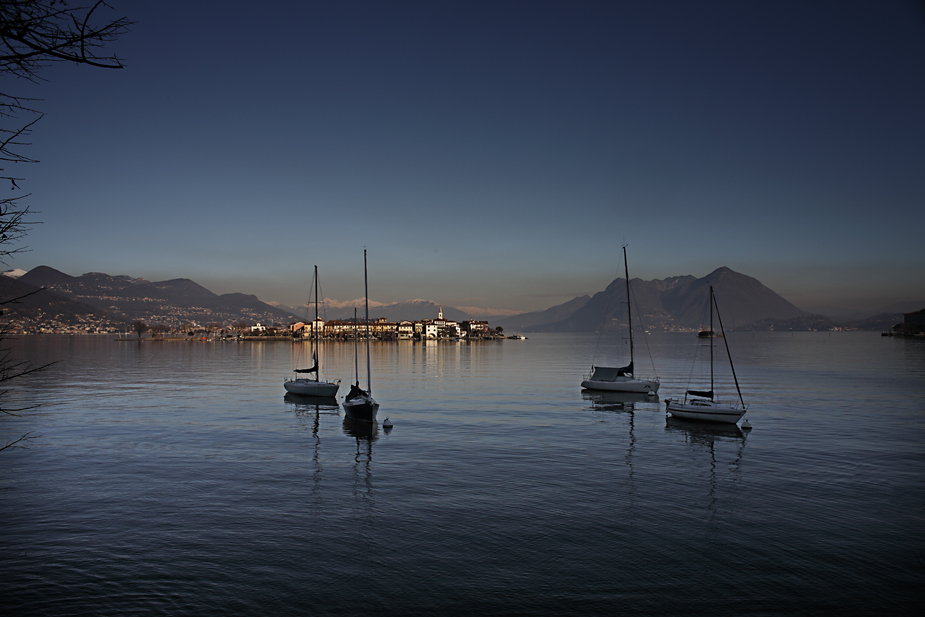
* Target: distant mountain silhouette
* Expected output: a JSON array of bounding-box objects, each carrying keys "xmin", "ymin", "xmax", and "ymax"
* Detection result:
[
  {"xmin": 540, "ymin": 275, "xmax": 695, "ymax": 332},
  {"xmin": 494, "ymin": 295, "xmax": 592, "ymax": 332},
  {"xmin": 498, "ymin": 267, "xmax": 807, "ymax": 332},
  {"xmin": 0, "ymin": 275, "xmax": 126, "ymax": 329},
  {"xmin": 11, "ymin": 267, "xmax": 479, "ymax": 330},
  {"xmin": 660, "ymin": 267, "xmax": 805, "ymax": 330},
  {"xmin": 6, "ymin": 264, "xmax": 908, "ymax": 333},
  {"xmin": 15, "ymin": 266, "xmax": 299, "ymax": 328},
  {"xmin": 19, "ymin": 265, "xmax": 79, "ymax": 287}
]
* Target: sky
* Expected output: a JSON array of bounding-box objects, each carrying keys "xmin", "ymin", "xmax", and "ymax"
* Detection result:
[{"xmin": 7, "ymin": 0, "xmax": 925, "ymax": 316}]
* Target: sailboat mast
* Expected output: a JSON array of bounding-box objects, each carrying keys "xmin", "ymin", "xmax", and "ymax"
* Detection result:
[
  {"xmin": 364, "ymin": 249, "xmax": 371, "ymax": 395},
  {"xmin": 313, "ymin": 265, "xmax": 319, "ymax": 381},
  {"xmin": 709, "ymin": 286, "xmax": 714, "ymax": 394},
  {"xmin": 623, "ymin": 245, "xmax": 634, "ymax": 367}
]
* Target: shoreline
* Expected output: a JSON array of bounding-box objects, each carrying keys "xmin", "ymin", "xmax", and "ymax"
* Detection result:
[{"xmin": 114, "ymin": 335, "xmax": 509, "ymax": 343}]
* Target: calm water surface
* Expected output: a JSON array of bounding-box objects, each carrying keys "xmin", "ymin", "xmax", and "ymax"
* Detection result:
[{"xmin": 1, "ymin": 333, "xmax": 923, "ymax": 616}]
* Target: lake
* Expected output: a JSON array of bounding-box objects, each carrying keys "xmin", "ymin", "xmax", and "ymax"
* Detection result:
[{"xmin": 1, "ymin": 332, "xmax": 923, "ymax": 616}]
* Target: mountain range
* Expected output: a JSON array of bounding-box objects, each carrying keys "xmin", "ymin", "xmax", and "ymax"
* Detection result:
[
  {"xmin": 6, "ymin": 266, "xmax": 299, "ymax": 330},
  {"xmin": 1, "ymin": 265, "xmax": 918, "ymax": 333},
  {"xmin": 494, "ymin": 267, "xmax": 916, "ymax": 333},
  {"xmin": 0, "ymin": 274, "xmax": 126, "ymax": 331}
]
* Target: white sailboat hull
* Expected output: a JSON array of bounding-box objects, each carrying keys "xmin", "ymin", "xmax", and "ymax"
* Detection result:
[
  {"xmin": 665, "ymin": 398, "xmax": 746, "ymax": 424},
  {"xmin": 581, "ymin": 376, "xmax": 659, "ymax": 393},
  {"xmin": 284, "ymin": 378, "xmax": 339, "ymax": 397}
]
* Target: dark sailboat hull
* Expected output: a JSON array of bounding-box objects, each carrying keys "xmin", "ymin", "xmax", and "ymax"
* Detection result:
[
  {"xmin": 343, "ymin": 394, "xmax": 378, "ymax": 423},
  {"xmin": 343, "ymin": 249, "xmax": 380, "ymax": 424}
]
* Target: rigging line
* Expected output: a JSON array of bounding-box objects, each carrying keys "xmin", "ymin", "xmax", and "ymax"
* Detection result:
[
  {"xmin": 590, "ymin": 266, "xmax": 622, "ymax": 366},
  {"xmin": 302, "ymin": 268, "xmax": 315, "ymax": 319},
  {"xmin": 295, "ymin": 267, "xmax": 320, "ymax": 368},
  {"xmin": 628, "ymin": 280, "xmax": 658, "ymax": 378},
  {"xmin": 683, "ymin": 299, "xmax": 709, "ymax": 392},
  {"xmin": 711, "ymin": 290, "xmax": 746, "ymax": 408},
  {"xmin": 683, "ymin": 334, "xmax": 698, "ymax": 393},
  {"xmin": 317, "ymin": 274, "xmax": 328, "ymax": 322}
]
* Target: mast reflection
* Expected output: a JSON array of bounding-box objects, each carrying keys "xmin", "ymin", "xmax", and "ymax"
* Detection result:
[
  {"xmin": 343, "ymin": 417, "xmax": 378, "ymax": 530},
  {"xmin": 285, "ymin": 392, "xmax": 339, "ymax": 426},
  {"xmin": 664, "ymin": 416, "xmax": 748, "ymax": 522},
  {"xmin": 582, "ymin": 390, "xmax": 658, "ymax": 521},
  {"xmin": 285, "ymin": 393, "xmax": 340, "ymax": 497}
]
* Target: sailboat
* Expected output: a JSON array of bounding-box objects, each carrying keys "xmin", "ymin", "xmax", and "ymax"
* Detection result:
[
  {"xmin": 343, "ymin": 249, "xmax": 379, "ymax": 423},
  {"xmin": 665, "ymin": 285, "xmax": 748, "ymax": 424},
  {"xmin": 581, "ymin": 246, "xmax": 659, "ymax": 394},
  {"xmin": 284, "ymin": 265, "xmax": 340, "ymax": 398}
]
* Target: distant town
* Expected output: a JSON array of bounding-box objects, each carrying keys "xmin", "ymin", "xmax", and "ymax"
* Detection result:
[
  {"xmin": 2, "ymin": 311, "xmax": 123, "ymax": 335},
  {"xmin": 2, "ymin": 265, "xmax": 922, "ymax": 336},
  {"xmin": 5, "ymin": 305, "xmax": 509, "ymax": 340},
  {"xmin": 121, "ymin": 307, "xmax": 504, "ymax": 340},
  {"xmin": 274, "ymin": 306, "xmax": 500, "ymax": 341},
  {"xmin": 179, "ymin": 311, "xmax": 503, "ymax": 341}
]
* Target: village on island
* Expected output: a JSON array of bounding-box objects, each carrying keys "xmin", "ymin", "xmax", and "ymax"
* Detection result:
[
  {"xmin": 280, "ymin": 307, "xmax": 502, "ymax": 341},
  {"xmin": 256, "ymin": 307, "xmax": 503, "ymax": 341},
  {"xmin": 123, "ymin": 307, "xmax": 515, "ymax": 341}
]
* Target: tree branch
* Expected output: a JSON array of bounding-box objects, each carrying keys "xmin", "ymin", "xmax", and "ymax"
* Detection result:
[{"xmin": 0, "ymin": 430, "xmax": 36, "ymax": 451}]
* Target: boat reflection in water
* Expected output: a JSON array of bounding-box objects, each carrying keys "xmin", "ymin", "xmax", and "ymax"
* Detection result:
[
  {"xmin": 343, "ymin": 416, "xmax": 378, "ymax": 524},
  {"xmin": 284, "ymin": 393, "xmax": 340, "ymax": 412},
  {"xmin": 582, "ymin": 389, "xmax": 655, "ymax": 517},
  {"xmin": 583, "ymin": 390, "xmax": 659, "ymax": 413},
  {"xmin": 664, "ymin": 415, "xmax": 747, "ymax": 515},
  {"xmin": 285, "ymin": 393, "xmax": 341, "ymax": 496},
  {"xmin": 664, "ymin": 415, "xmax": 745, "ymax": 441},
  {"xmin": 284, "ymin": 393, "xmax": 340, "ymax": 434},
  {"xmin": 342, "ymin": 416, "xmax": 380, "ymax": 441}
]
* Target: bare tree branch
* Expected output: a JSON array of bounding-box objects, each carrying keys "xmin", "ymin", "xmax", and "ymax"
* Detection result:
[
  {"xmin": 0, "ymin": 1, "xmax": 132, "ymax": 77},
  {"xmin": 0, "ymin": 1, "xmax": 130, "ymax": 451},
  {"xmin": 1, "ymin": 430, "xmax": 36, "ymax": 451},
  {"xmin": 0, "ymin": 286, "xmax": 46, "ymax": 305}
]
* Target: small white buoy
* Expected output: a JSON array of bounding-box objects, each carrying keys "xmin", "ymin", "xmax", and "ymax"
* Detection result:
[
  {"xmin": 382, "ymin": 417, "xmax": 393, "ymax": 428},
  {"xmin": 741, "ymin": 419, "xmax": 752, "ymax": 430},
  {"xmin": 646, "ymin": 391, "xmax": 656, "ymax": 396}
]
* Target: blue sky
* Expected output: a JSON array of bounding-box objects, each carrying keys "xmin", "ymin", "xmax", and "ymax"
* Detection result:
[{"xmin": 9, "ymin": 0, "xmax": 925, "ymax": 316}]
